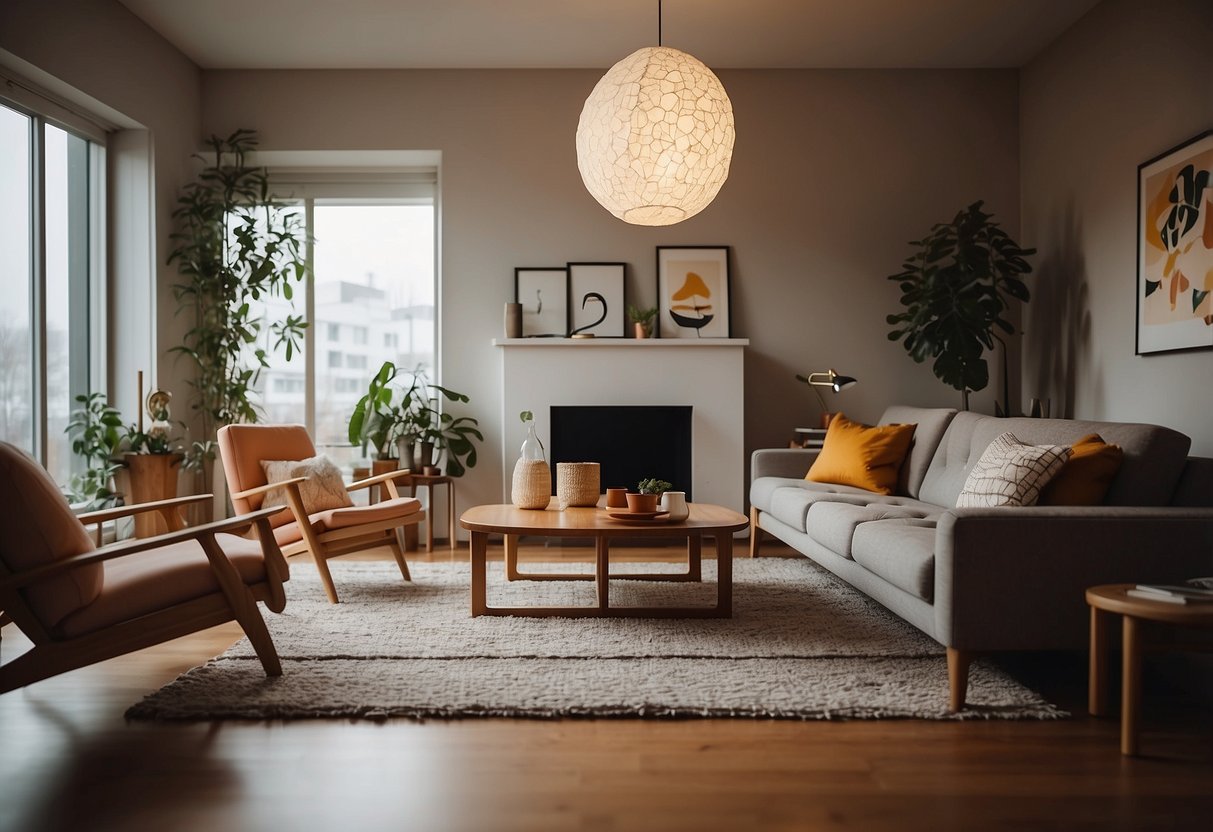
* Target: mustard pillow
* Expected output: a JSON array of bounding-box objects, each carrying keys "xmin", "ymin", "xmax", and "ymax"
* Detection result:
[
  {"xmin": 1038, "ymin": 433, "xmax": 1124, "ymax": 506},
  {"xmin": 806, "ymin": 413, "xmax": 917, "ymax": 495}
]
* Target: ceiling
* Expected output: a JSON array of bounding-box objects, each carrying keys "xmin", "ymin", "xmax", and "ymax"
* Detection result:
[{"xmin": 116, "ymin": 0, "xmax": 1101, "ymax": 70}]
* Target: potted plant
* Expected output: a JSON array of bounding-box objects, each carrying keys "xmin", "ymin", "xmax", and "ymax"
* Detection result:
[
  {"xmin": 627, "ymin": 304, "xmax": 658, "ymax": 339},
  {"xmin": 65, "ymin": 392, "xmax": 125, "ymax": 510},
  {"xmin": 886, "ymin": 201, "xmax": 1035, "ymax": 413},
  {"xmin": 627, "ymin": 477, "xmax": 671, "ymax": 513},
  {"xmin": 414, "ymin": 394, "xmax": 484, "ymax": 477},
  {"xmin": 168, "ymin": 128, "xmax": 309, "ymax": 487}
]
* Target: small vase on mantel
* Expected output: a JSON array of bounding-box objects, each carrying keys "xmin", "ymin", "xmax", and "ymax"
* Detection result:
[{"xmin": 511, "ymin": 418, "xmax": 551, "ymax": 509}]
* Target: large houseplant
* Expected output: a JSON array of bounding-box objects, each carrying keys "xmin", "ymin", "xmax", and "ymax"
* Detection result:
[
  {"xmin": 886, "ymin": 201, "xmax": 1035, "ymax": 412},
  {"xmin": 168, "ymin": 128, "xmax": 308, "ymax": 478}
]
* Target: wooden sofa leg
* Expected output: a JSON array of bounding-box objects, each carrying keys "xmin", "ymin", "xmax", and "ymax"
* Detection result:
[
  {"xmin": 749, "ymin": 506, "xmax": 761, "ymax": 558},
  {"xmin": 947, "ymin": 647, "xmax": 972, "ymax": 712}
]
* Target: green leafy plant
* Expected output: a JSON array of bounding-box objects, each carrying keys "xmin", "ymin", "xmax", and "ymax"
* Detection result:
[
  {"xmin": 65, "ymin": 393, "xmax": 124, "ymax": 508},
  {"xmin": 627, "ymin": 304, "xmax": 658, "ymax": 336},
  {"xmin": 886, "ymin": 201, "xmax": 1035, "ymax": 412},
  {"xmin": 519, "ymin": 410, "xmax": 534, "ymax": 423},
  {"xmin": 637, "ymin": 478, "xmax": 671, "ymax": 495},
  {"xmin": 168, "ymin": 128, "xmax": 309, "ymax": 475}
]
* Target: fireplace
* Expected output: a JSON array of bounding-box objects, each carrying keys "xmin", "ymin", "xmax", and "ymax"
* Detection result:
[{"xmin": 551, "ymin": 406, "xmax": 692, "ymax": 499}]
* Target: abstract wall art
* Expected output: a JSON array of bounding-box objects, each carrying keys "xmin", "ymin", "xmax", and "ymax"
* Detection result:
[
  {"xmin": 567, "ymin": 262, "xmax": 625, "ymax": 337},
  {"xmin": 1137, "ymin": 130, "xmax": 1213, "ymax": 355},
  {"xmin": 514, "ymin": 267, "xmax": 569, "ymax": 337},
  {"xmin": 656, "ymin": 246, "xmax": 731, "ymax": 338}
]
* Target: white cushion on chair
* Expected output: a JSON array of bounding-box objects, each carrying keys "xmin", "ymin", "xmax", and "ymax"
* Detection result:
[{"xmin": 261, "ymin": 455, "xmax": 353, "ymax": 513}]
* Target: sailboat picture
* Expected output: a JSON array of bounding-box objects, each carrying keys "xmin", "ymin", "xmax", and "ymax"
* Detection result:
[{"xmin": 657, "ymin": 246, "xmax": 731, "ymax": 338}]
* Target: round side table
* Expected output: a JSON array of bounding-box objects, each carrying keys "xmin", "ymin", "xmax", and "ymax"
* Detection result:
[{"xmin": 1086, "ymin": 583, "xmax": 1213, "ymax": 756}]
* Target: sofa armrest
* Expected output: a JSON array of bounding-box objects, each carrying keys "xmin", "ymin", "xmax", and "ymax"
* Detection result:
[
  {"xmin": 933, "ymin": 506, "xmax": 1213, "ymax": 651},
  {"xmin": 751, "ymin": 448, "xmax": 819, "ymax": 481}
]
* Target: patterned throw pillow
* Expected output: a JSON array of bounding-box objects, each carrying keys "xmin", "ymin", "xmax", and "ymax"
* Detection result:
[
  {"xmin": 260, "ymin": 455, "xmax": 353, "ymax": 515},
  {"xmin": 955, "ymin": 432, "xmax": 1072, "ymax": 508}
]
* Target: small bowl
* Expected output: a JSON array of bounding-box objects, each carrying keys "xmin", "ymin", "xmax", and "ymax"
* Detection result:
[
  {"xmin": 605, "ymin": 487, "xmax": 628, "ymax": 508},
  {"xmin": 625, "ymin": 492, "xmax": 659, "ymax": 513}
]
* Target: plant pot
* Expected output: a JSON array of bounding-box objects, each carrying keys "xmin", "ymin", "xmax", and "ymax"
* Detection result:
[
  {"xmin": 625, "ymin": 492, "xmax": 659, "ymax": 513},
  {"xmin": 396, "ymin": 438, "xmax": 416, "ymax": 470},
  {"xmin": 633, "ymin": 322, "xmax": 650, "ymax": 339},
  {"xmin": 418, "ymin": 441, "xmax": 436, "ymax": 469},
  {"xmin": 120, "ymin": 452, "xmax": 184, "ymax": 538}
]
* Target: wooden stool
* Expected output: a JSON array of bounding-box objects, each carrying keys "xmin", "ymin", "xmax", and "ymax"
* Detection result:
[{"xmin": 1086, "ymin": 584, "xmax": 1213, "ymax": 755}]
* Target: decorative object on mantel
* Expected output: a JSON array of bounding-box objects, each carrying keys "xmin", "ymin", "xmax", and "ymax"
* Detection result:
[
  {"xmin": 514, "ymin": 267, "xmax": 569, "ymax": 337},
  {"xmin": 511, "ymin": 410, "xmax": 551, "ymax": 509},
  {"xmin": 568, "ymin": 293, "xmax": 607, "ymax": 339},
  {"xmin": 556, "ymin": 462, "xmax": 601, "ymax": 509},
  {"xmin": 657, "ymin": 246, "xmax": 731, "ymax": 338},
  {"xmin": 795, "ymin": 368, "xmax": 859, "ymax": 429},
  {"xmin": 1136, "ymin": 129, "xmax": 1213, "ymax": 355},
  {"xmin": 568, "ymin": 262, "xmax": 625, "ymax": 337},
  {"xmin": 886, "ymin": 201, "xmax": 1034, "ymax": 413},
  {"xmin": 575, "ymin": 0, "xmax": 735, "ymax": 227},
  {"xmin": 627, "ymin": 304, "xmax": 658, "ymax": 339},
  {"xmin": 504, "ymin": 302, "xmax": 522, "ymax": 339}
]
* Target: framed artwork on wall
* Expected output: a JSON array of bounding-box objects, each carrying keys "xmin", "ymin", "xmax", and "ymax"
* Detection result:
[
  {"xmin": 656, "ymin": 246, "xmax": 731, "ymax": 338},
  {"xmin": 514, "ymin": 267, "xmax": 569, "ymax": 337},
  {"xmin": 567, "ymin": 262, "xmax": 626, "ymax": 337},
  {"xmin": 1136, "ymin": 129, "xmax": 1213, "ymax": 355}
]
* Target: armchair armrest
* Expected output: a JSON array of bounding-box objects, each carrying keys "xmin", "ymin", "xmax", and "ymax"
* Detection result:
[
  {"xmin": 933, "ymin": 505, "xmax": 1213, "ymax": 651},
  {"xmin": 231, "ymin": 477, "xmax": 308, "ymax": 501},
  {"xmin": 347, "ymin": 468, "xmax": 415, "ymax": 492},
  {"xmin": 751, "ymin": 448, "xmax": 819, "ymax": 481},
  {"xmin": 0, "ymin": 507, "xmax": 286, "ymax": 592},
  {"xmin": 76, "ymin": 494, "xmax": 212, "ymax": 526}
]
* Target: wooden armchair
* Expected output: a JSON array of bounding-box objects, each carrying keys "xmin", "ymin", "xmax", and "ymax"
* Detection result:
[
  {"xmin": 217, "ymin": 424, "xmax": 423, "ymax": 604},
  {"xmin": 0, "ymin": 442, "xmax": 290, "ymax": 694}
]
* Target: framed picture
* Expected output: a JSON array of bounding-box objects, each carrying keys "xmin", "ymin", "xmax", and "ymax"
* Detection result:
[
  {"xmin": 514, "ymin": 267, "xmax": 569, "ymax": 337},
  {"xmin": 1136, "ymin": 129, "xmax": 1213, "ymax": 355},
  {"xmin": 567, "ymin": 262, "xmax": 626, "ymax": 337},
  {"xmin": 656, "ymin": 246, "xmax": 731, "ymax": 338}
]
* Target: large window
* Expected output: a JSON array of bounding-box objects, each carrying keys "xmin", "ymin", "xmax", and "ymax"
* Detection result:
[
  {"xmin": 252, "ymin": 195, "xmax": 436, "ymax": 470},
  {"xmin": 0, "ymin": 100, "xmax": 104, "ymax": 486}
]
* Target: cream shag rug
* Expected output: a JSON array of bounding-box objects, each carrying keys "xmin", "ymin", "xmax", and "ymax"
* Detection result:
[{"xmin": 126, "ymin": 557, "xmax": 1065, "ymax": 721}]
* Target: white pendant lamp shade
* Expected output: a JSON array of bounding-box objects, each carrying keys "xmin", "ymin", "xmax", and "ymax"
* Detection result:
[{"xmin": 576, "ymin": 46, "xmax": 735, "ymax": 226}]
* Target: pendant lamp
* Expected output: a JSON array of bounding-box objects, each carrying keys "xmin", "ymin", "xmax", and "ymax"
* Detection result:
[{"xmin": 575, "ymin": 1, "xmax": 735, "ymax": 226}]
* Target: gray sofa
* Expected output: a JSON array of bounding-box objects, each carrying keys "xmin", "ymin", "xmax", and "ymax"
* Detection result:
[{"xmin": 749, "ymin": 406, "xmax": 1213, "ymax": 710}]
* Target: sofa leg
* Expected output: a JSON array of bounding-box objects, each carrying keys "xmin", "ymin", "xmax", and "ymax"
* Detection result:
[
  {"xmin": 947, "ymin": 647, "xmax": 972, "ymax": 712},
  {"xmin": 748, "ymin": 506, "xmax": 761, "ymax": 558}
]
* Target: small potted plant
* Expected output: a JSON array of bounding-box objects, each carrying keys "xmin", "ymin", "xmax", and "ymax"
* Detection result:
[
  {"xmin": 627, "ymin": 305, "xmax": 658, "ymax": 339},
  {"xmin": 627, "ymin": 477, "xmax": 671, "ymax": 513}
]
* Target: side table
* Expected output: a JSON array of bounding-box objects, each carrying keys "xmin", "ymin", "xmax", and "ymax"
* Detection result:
[
  {"xmin": 1086, "ymin": 583, "xmax": 1213, "ymax": 755},
  {"xmin": 407, "ymin": 474, "xmax": 456, "ymax": 552}
]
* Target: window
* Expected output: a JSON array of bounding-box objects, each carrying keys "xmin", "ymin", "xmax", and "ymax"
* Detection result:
[
  {"xmin": 0, "ymin": 100, "xmax": 104, "ymax": 487},
  {"xmin": 345, "ymin": 354, "xmax": 367, "ymax": 371},
  {"xmin": 327, "ymin": 323, "xmax": 340, "ymax": 341},
  {"xmin": 352, "ymin": 325, "xmax": 368, "ymax": 345}
]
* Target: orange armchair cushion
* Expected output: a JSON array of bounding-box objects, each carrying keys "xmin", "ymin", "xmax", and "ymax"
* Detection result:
[
  {"xmin": 272, "ymin": 496, "xmax": 423, "ymax": 546},
  {"xmin": 0, "ymin": 443, "xmax": 103, "ymax": 628},
  {"xmin": 218, "ymin": 424, "xmax": 317, "ymax": 528}
]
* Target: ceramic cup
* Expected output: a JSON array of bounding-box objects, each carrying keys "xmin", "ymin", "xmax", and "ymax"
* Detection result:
[{"xmin": 605, "ymin": 487, "xmax": 628, "ymax": 508}]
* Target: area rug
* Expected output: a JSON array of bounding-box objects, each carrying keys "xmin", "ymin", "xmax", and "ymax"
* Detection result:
[{"xmin": 126, "ymin": 557, "xmax": 1065, "ymax": 721}]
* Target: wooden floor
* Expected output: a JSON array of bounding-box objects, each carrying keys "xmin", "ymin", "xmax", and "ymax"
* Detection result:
[{"xmin": 2, "ymin": 540, "xmax": 1212, "ymax": 832}]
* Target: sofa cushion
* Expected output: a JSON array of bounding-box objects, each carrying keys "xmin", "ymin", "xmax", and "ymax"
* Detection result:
[
  {"xmin": 919, "ymin": 412, "xmax": 1191, "ymax": 508},
  {"xmin": 878, "ymin": 406, "xmax": 957, "ymax": 498},
  {"xmin": 955, "ymin": 432, "xmax": 1071, "ymax": 508},
  {"xmin": 1038, "ymin": 434, "xmax": 1124, "ymax": 506},
  {"xmin": 750, "ymin": 476, "xmax": 875, "ymax": 513},
  {"xmin": 851, "ymin": 519, "xmax": 937, "ymax": 602},
  {"xmin": 806, "ymin": 413, "xmax": 916, "ymax": 495},
  {"xmin": 806, "ymin": 501, "xmax": 940, "ymax": 559}
]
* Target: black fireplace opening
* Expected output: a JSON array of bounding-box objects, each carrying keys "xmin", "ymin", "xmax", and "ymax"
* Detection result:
[{"xmin": 550, "ymin": 405, "xmax": 692, "ymax": 500}]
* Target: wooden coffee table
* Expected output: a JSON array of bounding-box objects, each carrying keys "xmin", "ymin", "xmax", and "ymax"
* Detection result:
[{"xmin": 459, "ymin": 501, "xmax": 748, "ymax": 618}]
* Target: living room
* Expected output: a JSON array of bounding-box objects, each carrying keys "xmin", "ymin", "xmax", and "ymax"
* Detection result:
[{"xmin": 1, "ymin": 0, "xmax": 1212, "ymax": 829}]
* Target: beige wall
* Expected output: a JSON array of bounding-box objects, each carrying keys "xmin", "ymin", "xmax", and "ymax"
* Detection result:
[
  {"xmin": 203, "ymin": 68, "xmax": 1020, "ymax": 514},
  {"xmin": 0, "ymin": 0, "xmax": 201, "ymax": 423},
  {"xmin": 1021, "ymin": 0, "xmax": 1213, "ymax": 455}
]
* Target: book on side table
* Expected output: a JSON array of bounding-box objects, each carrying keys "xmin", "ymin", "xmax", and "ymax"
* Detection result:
[{"xmin": 1127, "ymin": 583, "xmax": 1213, "ymax": 605}]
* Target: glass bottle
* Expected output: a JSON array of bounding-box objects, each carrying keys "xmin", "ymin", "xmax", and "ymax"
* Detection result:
[{"xmin": 520, "ymin": 421, "xmax": 545, "ymax": 462}]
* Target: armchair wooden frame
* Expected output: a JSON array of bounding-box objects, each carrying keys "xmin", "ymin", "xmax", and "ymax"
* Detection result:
[
  {"xmin": 233, "ymin": 468, "xmax": 423, "ymax": 605},
  {"xmin": 0, "ymin": 499, "xmax": 290, "ymax": 695}
]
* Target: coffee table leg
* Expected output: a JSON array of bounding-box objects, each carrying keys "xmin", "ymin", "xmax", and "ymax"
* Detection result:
[
  {"xmin": 715, "ymin": 532, "xmax": 733, "ymax": 617},
  {"xmin": 470, "ymin": 531, "xmax": 488, "ymax": 617},
  {"xmin": 1121, "ymin": 615, "xmax": 1142, "ymax": 756},
  {"xmin": 504, "ymin": 534, "xmax": 520, "ymax": 580},
  {"xmin": 687, "ymin": 535, "xmax": 702, "ymax": 582},
  {"xmin": 1089, "ymin": 605, "xmax": 1109, "ymax": 717},
  {"xmin": 596, "ymin": 535, "xmax": 609, "ymax": 610}
]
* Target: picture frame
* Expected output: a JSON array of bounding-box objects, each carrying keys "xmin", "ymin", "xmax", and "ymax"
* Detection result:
[
  {"xmin": 1136, "ymin": 129, "xmax": 1213, "ymax": 355},
  {"xmin": 567, "ymin": 262, "xmax": 626, "ymax": 337},
  {"xmin": 514, "ymin": 267, "xmax": 569, "ymax": 337},
  {"xmin": 656, "ymin": 246, "xmax": 731, "ymax": 338}
]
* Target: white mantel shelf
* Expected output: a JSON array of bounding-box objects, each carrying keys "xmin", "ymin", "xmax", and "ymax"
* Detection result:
[{"xmin": 493, "ymin": 338, "xmax": 749, "ymax": 347}]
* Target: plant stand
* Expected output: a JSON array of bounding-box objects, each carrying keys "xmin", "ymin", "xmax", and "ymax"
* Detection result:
[{"xmin": 120, "ymin": 453, "xmax": 184, "ymax": 538}]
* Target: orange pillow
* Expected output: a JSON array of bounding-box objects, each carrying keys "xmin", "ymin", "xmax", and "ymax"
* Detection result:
[
  {"xmin": 806, "ymin": 413, "xmax": 916, "ymax": 495},
  {"xmin": 1038, "ymin": 433, "xmax": 1124, "ymax": 506}
]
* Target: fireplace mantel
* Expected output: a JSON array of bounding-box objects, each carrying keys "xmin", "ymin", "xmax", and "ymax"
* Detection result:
[{"xmin": 496, "ymin": 338, "xmax": 747, "ymax": 513}]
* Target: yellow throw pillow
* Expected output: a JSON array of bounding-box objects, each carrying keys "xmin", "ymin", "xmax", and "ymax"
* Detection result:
[
  {"xmin": 806, "ymin": 413, "xmax": 917, "ymax": 495},
  {"xmin": 1038, "ymin": 433, "xmax": 1124, "ymax": 506}
]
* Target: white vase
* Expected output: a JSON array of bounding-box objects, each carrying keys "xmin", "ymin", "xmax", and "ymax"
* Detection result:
[{"xmin": 659, "ymin": 490, "xmax": 688, "ymax": 522}]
